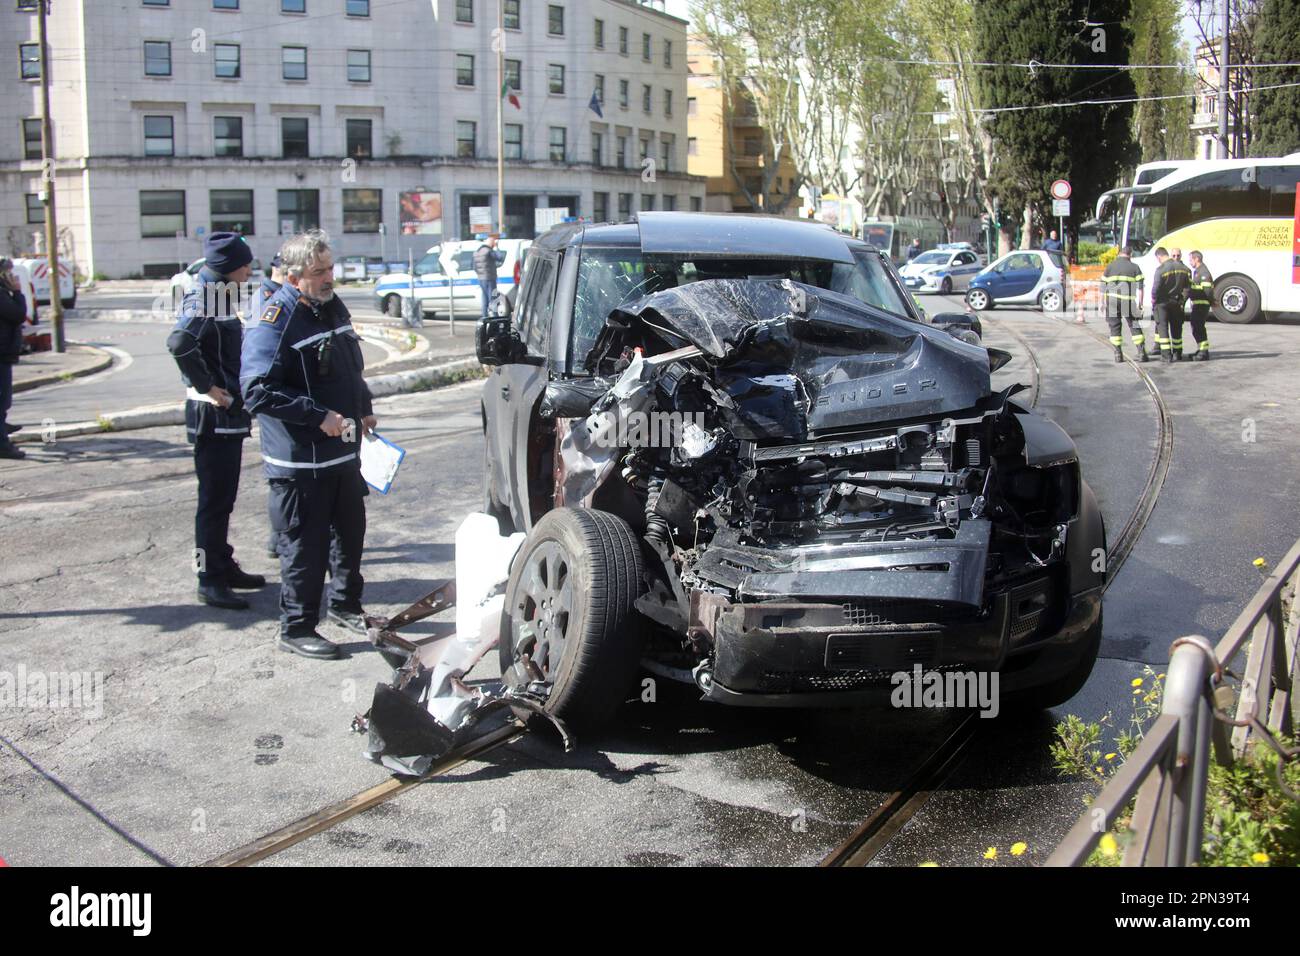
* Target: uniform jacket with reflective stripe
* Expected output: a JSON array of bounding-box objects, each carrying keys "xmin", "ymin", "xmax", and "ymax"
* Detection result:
[
  {"xmin": 1100, "ymin": 256, "xmax": 1144, "ymax": 313},
  {"xmin": 1151, "ymin": 259, "xmax": 1192, "ymax": 306},
  {"xmin": 165, "ymin": 266, "xmax": 252, "ymax": 441},
  {"xmin": 240, "ymin": 282, "xmax": 374, "ymax": 478},
  {"xmin": 248, "ymin": 276, "xmax": 281, "ymax": 327},
  {"xmin": 1189, "ymin": 263, "xmax": 1213, "ymax": 304}
]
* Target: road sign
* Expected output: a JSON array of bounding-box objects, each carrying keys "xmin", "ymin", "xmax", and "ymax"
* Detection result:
[
  {"xmin": 469, "ymin": 206, "xmax": 493, "ymax": 234},
  {"xmin": 1050, "ymin": 179, "xmax": 1071, "ymax": 201},
  {"xmin": 1052, "ymin": 198, "xmax": 1071, "ymax": 217}
]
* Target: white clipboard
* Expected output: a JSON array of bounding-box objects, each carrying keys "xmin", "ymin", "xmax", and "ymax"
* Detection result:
[{"xmin": 359, "ymin": 431, "xmax": 406, "ymax": 494}]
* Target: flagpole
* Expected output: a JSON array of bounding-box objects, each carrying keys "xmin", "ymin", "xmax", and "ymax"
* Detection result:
[{"xmin": 496, "ymin": 0, "xmax": 504, "ymax": 235}]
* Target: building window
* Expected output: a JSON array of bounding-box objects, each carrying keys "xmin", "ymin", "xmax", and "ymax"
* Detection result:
[
  {"xmin": 144, "ymin": 115, "xmax": 174, "ymax": 156},
  {"xmin": 343, "ymin": 188, "xmax": 381, "ymax": 233},
  {"xmin": 25, "ymin": 194, "xmax": 44, "ymax": 225},
  {"xmin": 347, "ymin": 49, "xmax": 371, "ymax": 82},
  {"xmin": 639, "ymin": 137, "xmax": 649, "ymax": 162},
  {"xmin": 142, "ymin": 0, "xmax": 169, "ymax": 5},
  {"xmin": 618, "ymin": 79, "xmax": 629, "ymax": 110},
  {"xmin": 282, "ymin": 0, "xmax": 305, "ymax": 12},
  {"xmin": 213, "ymin": 0, "xmax": 238, "ymax": 9},
  {"xmin": 144, "ymin": 41, "xmax": 171, "ymax": 77},
  {"xmin": 456, "ymin": 53, "xmax": 474, "ymax": 87},
  {"xmin": 548, "ymin": 63, "xmax": 565, "ymax": 95},
  {"xmin": 504, "ymin": 123, "xmax": 522, "ymax": 159},
  {"xmin": 346, "ymin": 0, "xmax": 369, "ymax": 15},
  {"xmin": 642, "ymin": 33, "xmax": 651, "ymax": 62},
  {"xmin": 504, "ymin": 58, "xmax": 521, "ymax": 91},
  {"xmin": 18, "ymin": 0, "xmax": 40, "ymax": 7},
  {"xmin": 456, "ymin": 120, "xmax": 476, "ymax": 158},
  {"xmin": 642, "ymin": 85, "xmax": 651, "ymax": 113},
  {"xmin": 140, "ymin": 190, "xmax": 185, "ymax": 238},
  {"xmin": 594, "ymin": 74, "xmax": 605, "ymax": 105},
  {"xmin": 616, "ymin": 135, "xmax": 627, "ymax": 168},
  {"xmin": 214, "ymin": 43, "xmax": 240, "ymax": 79},
  {"xmin": 549, "ymin": 126, "xmax": 566, "ymax": 162},
  {"xmin": 593, "ymin": 192, "xmax": 608, "ymax": 222},
  {"xmin": 687, "ymin": 96, "xmax": 697, "ymax": 116},
  {"xmin": 19, "ymin": 42, "xmax": 40, "ymax": 79},
  {"xmin": 211, "ymin": 189, "xmax": 253, "ymax": 235},
  {"xmin": 346, "ymin": 118, "xmax": 372, "ymax": 158},
  {"xmin": 664, "ymin": 89, "xmax": 672, "ymax": 117},
  {"xmin": 664, "ymin": 39, "xmax": 672, "ymax": 68},
  {"xmin": 547, "ymin": 4, "xmax": 563, "ymax": 35},
  {"xmin": 281, "ymin": 117, "xmax": 308, "ymax": 157},
  {"xmin": 690, "ymin": 196, "xmax": 703, "ymax": 212},
  {"xmin": 660, "ymin": 138, "xmax": 672, "ymax": 172},
  {"xmin": 640, "ymin": 194, "xmax": 654, "ymax": 212},
  {"xmin": 687, "ymin": 136, "xmax": 698, "ymax": 156},
  {"xmin": 282, "ymin": 45, "xmax": 306, "ymax": 80},
  {"xmin": 22, "ymin": 118, "xmax": 42, "ymax": 160},
  {"xmin": 591, "ymin": 129, "xmax": 603, "ymax": 166},
  {"xmin": 214, "ymin": 116, "xmax": 243, "ymax": 157},
  {"xmin": 594, "ymin": 18, "xmax": 604, "ymax": 49},
  {"xmin": 618, "ymin": 193, "xmax": 632, "ymax": 219},
  {"xmin": 618, "ymin": 27, "xmax": 628, "ymax": 55},
  {"xmin": 503, "ymin": 0, "xmax": 520, "ymax": 29},
  {"xmin": 277, "ymin": 189, "xmax": 319, "ymax": 233},
  {"xmin": 662, "ymin": 195, "xmax": 676, "ymax": 212},
  {"xmin": 455, "ymin": 0, "xmax": 473, "ymax": 23}
]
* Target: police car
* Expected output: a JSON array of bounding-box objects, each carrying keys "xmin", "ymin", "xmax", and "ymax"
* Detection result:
[
  {"xmin": 373, "ymin": 238, "xmax": 530, "ymax": 318},
  {"xmin": 13, "ymin": 257, "xmax": 75, "ymax": 309},
  {"xmin": 897, "ymin": 245, "xmax": 983, "ymax": 295}
]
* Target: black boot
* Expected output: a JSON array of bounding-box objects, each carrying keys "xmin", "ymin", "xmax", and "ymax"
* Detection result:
[
  {"xmin": 4, "ymin": 423, "xmax": 20, "ymax": 434},
  {"xmin": 279, "ymin": 631, "xmax": 340, "ymax": 660},
  {"xmin": 1136, "ymin": 344, "xmax": 1149, "ymax": 362},
  {"xmin": 327, "ymin": 607, "xmax": 368, "ymax": 634},
  {"xmin": 1160, "ymin": 348, "xmax": 1173, "ymax": 364},
  {"xmin": 1113, "ymin": 346, "xmax": 1124, "ymax": 363},
  {"xmin": 226, "ymin": 562, "xmax": 266, "ymax": 590},
  {"xmin": 1172, "ymin": 348, "xmax": 1183, "ymax": 362},
  {"xmin": 1192, "ymin": 349, "xmax": 1208, "ymax": 362},
  {"xmin": 0, "ymin": 443, "xmax": 26, "ymax": 460},
  {"xmin": 198, "ymin": 583, "xmax": 250, "ymax": 609}
]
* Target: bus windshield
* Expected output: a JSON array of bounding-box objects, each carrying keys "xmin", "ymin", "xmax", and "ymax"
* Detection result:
[{"xmin": 1126, "ymin": 195, "xmax": 1167, "ymax": 255}]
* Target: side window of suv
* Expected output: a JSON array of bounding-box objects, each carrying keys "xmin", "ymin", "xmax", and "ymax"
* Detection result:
[{"xmin": 522, "ymin": 255, "xmax": 557, "ymax": 355}]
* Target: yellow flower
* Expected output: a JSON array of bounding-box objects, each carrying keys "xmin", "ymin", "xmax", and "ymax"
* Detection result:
[
  {"xmin": 1095, "ymin": 766, "xmax": 1104, "ymax": 774},
  {"xmin": 1010, "ymin": 842, "xmax": 1027, "ymax": 857},
  {"xmin": 919, "ymin": 861, "xmax": 940, "ymax": 867},
  {"xmin": 1251, "ymin": 852, "xmax": 1270, "ymax": 865},
  {"xmin": 1105, "ymin": 753, "xmax": 1117, "ymax": 761},
  {"xmin": 1252, "ymin": 558, "xmax": 1267, "ymax": 569},
  {"xmin": 983, "ymin": 846, "xmax": 997, "ymax": 860},
  {"xmin": 1099, "ymin": 833, "xmax": 1118, "ymax": 857},
  {"xmin": 1131, "ymin": 678, "xmax": 1143, "ymax": 688}
]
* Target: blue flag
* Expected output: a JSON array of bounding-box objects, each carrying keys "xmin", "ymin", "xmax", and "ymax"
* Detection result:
[{"xmin": 588, "ymin": 90, "xmax": 603, "ymax": 118}]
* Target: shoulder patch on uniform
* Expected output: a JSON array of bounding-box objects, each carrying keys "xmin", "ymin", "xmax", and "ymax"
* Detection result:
[{"xmin": 261, "ymin": 304, "xmax": 283, "ymax": 324}]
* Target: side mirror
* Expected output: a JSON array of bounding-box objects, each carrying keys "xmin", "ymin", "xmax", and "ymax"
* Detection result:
[
  {"xmin": 930, "ymin": 311, "xmax": 982, "ymax": 340},
  {"xmin": 475, "ymin": 316, "xmax": 525, "ymax": 366}
]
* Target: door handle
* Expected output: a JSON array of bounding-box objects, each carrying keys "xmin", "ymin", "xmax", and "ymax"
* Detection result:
[{"xmin": 500, "ymin": 384, "xmax": 511, "ymax": 399}]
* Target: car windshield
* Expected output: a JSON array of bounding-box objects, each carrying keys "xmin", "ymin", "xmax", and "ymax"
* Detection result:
[
  {"xmin": 570, "ymin": 246, "xmax": 915, "ymax": 368},
  {"xmin": 913, "ymin": 252, "xmax": 949, "ymax": 264}
]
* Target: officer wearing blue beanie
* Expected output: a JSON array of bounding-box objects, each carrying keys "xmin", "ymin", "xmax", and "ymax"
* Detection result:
[{"xmin": 166, "ymin": 231, "xmax": 266, "ymax": 609}]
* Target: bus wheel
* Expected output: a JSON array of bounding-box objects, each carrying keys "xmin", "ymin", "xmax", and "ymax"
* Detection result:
[{"xmin": 1214, "ymin": 275, "xmax": 1261, "ymax": 324}]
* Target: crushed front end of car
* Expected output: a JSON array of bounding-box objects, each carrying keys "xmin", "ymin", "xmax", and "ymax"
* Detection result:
[{"xmin": 547, "ymin": 278, "xmax": 1104, "ymax": 707}]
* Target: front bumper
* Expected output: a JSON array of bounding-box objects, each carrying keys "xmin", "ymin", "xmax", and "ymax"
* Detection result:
[
  {"xmin": 903, "ymin": 273, "xmax": 944, "ymax": 292},
  {"xmin": 696, "ymin": 576, "xmax": 1100, "ymax": 708}
]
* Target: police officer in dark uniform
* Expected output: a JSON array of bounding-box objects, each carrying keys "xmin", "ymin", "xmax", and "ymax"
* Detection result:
[
  {"xmin": 1100, "ymin": 246, "xmax": 1147, "ymax": 362},
  {"xmin": 249, "ymin": 254, "xmax": 284, "ymax": 327},
  {"xmin": 1149, "ymin": 246, "xmax": 1192, "ymax": 363},
  {"xmin": 241, "ymin": 230, "xmax": 375, "ymax": 660},
  {"xmin": 166, "ymin": 232, "xmax": 266, "ymax": 608},
  {"xmin": 1187, "ymin": 250, "xmax": 1213, "ymax": 361}
]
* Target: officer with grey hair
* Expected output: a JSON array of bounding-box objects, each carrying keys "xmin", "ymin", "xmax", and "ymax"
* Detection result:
[{"xmin": 241, "ymin": 230, "xmax": 376, "ymax": 660}]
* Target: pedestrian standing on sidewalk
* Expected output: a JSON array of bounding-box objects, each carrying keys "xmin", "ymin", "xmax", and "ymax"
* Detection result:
[
  {"xmin": 1043, "ymin": 230, "xmax": 1063, "ymax": 252},
  {"xmin": 166, "ymin": 233, "xmax": 266, "ymax": 609},
  {"xmin": 473, "ymin": 234, "xmax": 504, "ymax": 319},
  {"xmin": 0, "ymin": 259, "xmax": 28, "ymax": 460}
]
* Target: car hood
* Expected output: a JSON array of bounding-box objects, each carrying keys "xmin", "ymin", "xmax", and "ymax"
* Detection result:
[{"xmin": 601, "ymin": 278, "xmax": 993, "ymax": 437}]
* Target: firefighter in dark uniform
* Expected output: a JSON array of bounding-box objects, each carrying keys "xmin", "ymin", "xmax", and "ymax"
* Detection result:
[
  {"xmin": 166, "ymin": 232, "xmax": 266, "ymax": 608},
  {"xmin": 240, "ymin": 231, "xmax": 376, "ymax": 660},
  {"xmin": 1101, "ymin": 246, "xmax": 1147, "ymax": 362},
  {"xmin": 1149, "ymin": 246, "xmax": 1192, "ymax": 363},
  {"xmin": 1187, "ymin": 250, "xmax": 1213, "ymax": 361}
]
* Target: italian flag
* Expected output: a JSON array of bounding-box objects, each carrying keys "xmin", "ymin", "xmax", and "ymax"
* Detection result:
[{"xmin": 501, "ymin": 81, "xmax": 520, "ymax": 110}]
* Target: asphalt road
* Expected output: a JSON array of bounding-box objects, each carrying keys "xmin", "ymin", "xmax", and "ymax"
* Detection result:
[{"xmin": 1, "ymin": 303, "xmax": 1297, "ymax": 867}]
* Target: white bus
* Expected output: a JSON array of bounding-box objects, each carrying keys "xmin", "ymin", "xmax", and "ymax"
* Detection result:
[{"xmin": 1097, "ymin": 154, "xmax": 1300, "ymax": 323}]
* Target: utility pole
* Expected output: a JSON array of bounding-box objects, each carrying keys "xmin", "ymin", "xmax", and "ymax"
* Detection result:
[
  {"xmin": 37, "ymin": 0, "xmax": 65, "ymax": 352},
  {"xmin": 1217, "ymin": 0, "xmax": 1230, "ymax": 159},
  {"xmin": 496, "ymin": 0, "xmax": 505, "ymax": 236}
]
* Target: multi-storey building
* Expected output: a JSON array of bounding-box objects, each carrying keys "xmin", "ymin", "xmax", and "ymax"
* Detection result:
[{"xmin": 2, "ymin": 0, "xmax": 703, "ymax": 278}]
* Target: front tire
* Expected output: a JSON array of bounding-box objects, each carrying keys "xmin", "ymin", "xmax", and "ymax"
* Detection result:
[
  {"xmin": 1213, "ymin": 274, "xmax": 1262, "ymax": 324},
  {"xmin": 1040, "ymin": 287, "xmax": 1064, "ymax": 313},
  {"xmin": 1007, "ymin": 607, "xmax": 1103, "ymax": 711},
  {"xmin": 940, "ymin": 277, "xmax": 953, "ymax": 295},
  {"xmin": 384, "ymin": 294, "xmax": 403, "ymax": 318},
  {"xmin": 498, "ymin": 508, "xmax": 646, "ymax": 724}
]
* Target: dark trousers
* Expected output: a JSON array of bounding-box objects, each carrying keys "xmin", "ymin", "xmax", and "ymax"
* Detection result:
[
  {"xmin": 268, "ymin": 466, "xmax": 367, "ymax": 636},
  {"xmin": 0, "ymin": 361, "xmax": 12, "ymax": 441},
  {"xmin": 1105, "ymin": 309, "xmax": 1145, "ymax": 347},
  {"xmin": 479, "ymin": 279, "xmax": 494, "ymax": 319},
  {"xmin": 194, "ymin": 435, "xmax": 243, "ymax": 584},
  {"xmin": 1153, "ymin": 303, "xmax": 1183, "ymax": 354},
  {"xmin": 1188, "ymin": 305, "xmax": 1210, "ymax": 350}
]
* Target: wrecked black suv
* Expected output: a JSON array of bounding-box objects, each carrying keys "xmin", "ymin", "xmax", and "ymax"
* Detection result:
[{"xmin": 475, "ymin": 213, "xmax": 1104, "ymax": 721}]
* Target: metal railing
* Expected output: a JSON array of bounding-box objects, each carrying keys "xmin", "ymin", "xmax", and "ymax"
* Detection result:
[{"xmin": 1047, "ymin": 536, "xmax": 1300, "ymax": 866}]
